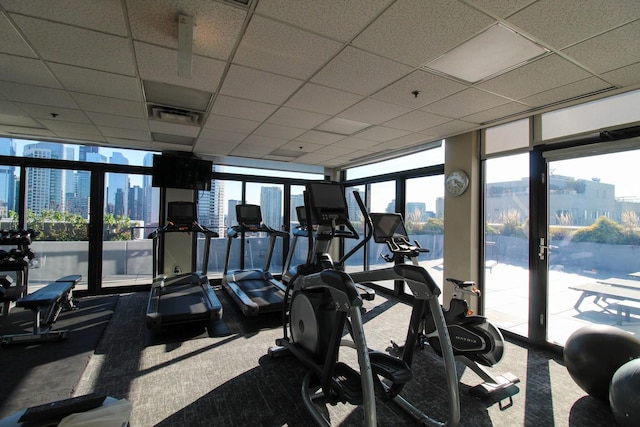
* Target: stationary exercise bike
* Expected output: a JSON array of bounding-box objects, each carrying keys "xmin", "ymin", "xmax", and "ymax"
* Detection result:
[
  {"xmin": 369, "ymin": 212, "xmax": 519, "ymax": 405},
  {"xmin": 270, "ymin": 182, "xmax": 460, "ymax": 427}
]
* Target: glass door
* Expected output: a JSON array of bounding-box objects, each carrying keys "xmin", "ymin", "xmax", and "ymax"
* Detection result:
[{"xmin": 546, "ymin": 148, "xmax": 640, "ymax": 345}]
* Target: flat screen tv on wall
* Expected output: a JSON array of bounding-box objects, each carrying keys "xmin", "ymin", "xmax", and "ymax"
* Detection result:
[{"xmin": 152, "ymin": 154, "xmax": 212, "ymax": 191}]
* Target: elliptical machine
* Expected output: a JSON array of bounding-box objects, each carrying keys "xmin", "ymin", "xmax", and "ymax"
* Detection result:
[
  {"xmin": 367, "ymin": 212, "xmax": 519, "ymax": 406},
  {"xmin": 269, "ymin": 182, "xmax": 460, "ymax": 427}
]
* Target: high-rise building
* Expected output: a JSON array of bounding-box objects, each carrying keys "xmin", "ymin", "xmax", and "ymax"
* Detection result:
[
  {"xmin": 23, "ymin": 142, "xmax": 64, "ymax": 213},
  {"xmin": 107, "ymin": 152, "xmax": 129, "ymax": 215},
  {"xmin": 260, "ymin": 186, "xmax": 282, "ymax": 229},
  {"xmin": 0, "ymin": 138, "xmax": 16, "ymax": 217},
  {"xmin": 197, "ymin": 165, "xmax": 224, "ymax": 234}
]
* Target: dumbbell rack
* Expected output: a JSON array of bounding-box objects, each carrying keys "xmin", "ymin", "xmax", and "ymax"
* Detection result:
[{"xmin": 0, "ymin": 229, "xmax": 36, "ymax": 318}]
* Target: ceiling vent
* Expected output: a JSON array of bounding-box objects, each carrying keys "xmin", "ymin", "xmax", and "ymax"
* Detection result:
[{"xmin": 149, "ymin": 105, "xmax": 202, "ymax": 126}]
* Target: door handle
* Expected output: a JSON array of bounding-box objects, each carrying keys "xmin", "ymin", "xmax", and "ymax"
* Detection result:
[{"xmin": 538, "ymin": 238, "xmax": 548, "ymax": 260}]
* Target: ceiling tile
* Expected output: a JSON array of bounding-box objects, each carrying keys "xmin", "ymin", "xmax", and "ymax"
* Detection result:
[
  {"xmin": 14, "ymin": 102, "xmax": 89, "ymax": 123},
  {"xmin": 253, "ymin": 123, "xmax": 305, "ymax": 140},
  {"xmin": 508, "ymin": 0, "xmax": 640, "ymax": 49},
  {"xmin": 338, "ymin": 98, "xmax": 412, "ymax": 125},
  {"xmin": 194, "ymin": 139, "xmax": 239, "ymax": 156},
  {"xmin": 372, "ymin": 69, "xmax": 468, "ymax": 108},
  {"xmin": 562, "ymin": 20, "xmax": 640, "ymax": 74},
  {"xmin": 477, "ymin": 54, "xmax": 593, "ymax": 100},
  {"xmin": 49, "ymin": 63, "xmax": 142, "ymax": 101},
  {"xmin": 0, "ymin": 55, "xmax": 60, "ymax": 88},
  {"xmin": 211, "ymin": 96, "xmax": 278, "ymax": 122},
  {"xmin": 519, "ymin": 77, "xmax": 614, "ymax": 108},
  {"xmin": 234, "ymin": 15, "xmax": 342, "ymax": 80},
  {"xmin": 99, "ymin": 127, "xmax": 150, "ymax": 140},
  {"xmin": 134, "ymin": 42, "xmax": 225, "ymax": 92},
  {"xmin": 466, "ymin": 0, "xmax": 535, "ymax": 18},
  {"xmin": 295, "ymin": 130, "xmax": 345, "ymax": 145},
  {"xmin": 462, "ymin": 101, "xmax": 531, "ymax": 124},
  {"xmin": 383, "ymin": 110, "xmax": 451, "ymax": 133},
  {"xmin": 39, "ymin": 119, "xmax": 100, "ymax": 135},
  {"xmin": 423, "ymin": 120, "xmax": 477, "ymax": 140},
  {"xmin": 285, "ymin": 83, "xmax": 363, "ymax": 115},
  {"xmin": 0, "ymin": 81, "xmax": 77, "ymax": 108},
  {"xmin": 353, "ymin": 0, "xmax": 494, "ymax": 66},
  {"xmin": 70, "ymin": 93, "xmax": 146, "ymax": 118},
  {"xmin": 199, "ymin": 127, "xmax": 248, "ymax": 143},
  {"xmin": 127, "ymin": 0, "xmax": 246, "ymax": 60},
  {"xmin": 255, "ymin": 0, "xmax": 393, "ymax": 42},
  {"xmin": 220, "ymin": 65, "xmax": 303, "ymax": 105},
  {"xmin": 0, "ymin": 111, "xmax": 41, "ymax": 128},
  {"xmin": 204, "ymin": 114, "xmax": 260, "ymax": 134},
  {"xmin": 11, "ymin": 15, "xmax": 135, "ymax": 75},
  {"xmin": 601, "ymin": 62, "xmax": 640, "ymax": 87},
  {"xmin": 0, "ymin": 14, "xmax": 36, "ymax": 57},
  {"xmin": 148, "ymin": 120, "xmax": 200, "ymax": 137},
  {"xmin": 311, "ymin": 47, "xmax": 413, "ymax": 96},
  {"xmin": 421, "ymin": 88, "xmax": 511, "ymax": 118},
  {"xmin": 267, "ymin": 107, "xmax": 330, "ymax": 129},
  {"xmin": 1, "ymin": 0, "xmax": 128, "ymax": 35},
  {"xmin": 356, "ymin": 126, "xmax": 411, "ymax": 142},
  {"xmin": 86, "ymin": 112, "xmax": 149, "ymax": 130}
]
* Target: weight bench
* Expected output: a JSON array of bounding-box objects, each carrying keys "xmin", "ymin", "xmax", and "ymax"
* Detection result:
[{"xmin": 1, "ymin": 275, "xmax": 81, "ymax": 346}]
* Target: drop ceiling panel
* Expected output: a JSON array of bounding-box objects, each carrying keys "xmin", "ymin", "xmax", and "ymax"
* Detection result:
[
  {"xmin": 219, "ymin": 65, "xmax": 303, "ymax": 105},
  {"xmin": 11, "ymin": 15, "xmax": 135, "ymax": 75},
  {"xmin": 507, "ymin": 0, "xmax": 640, "ymax": 49},
  {"xmin": 148, "ymin": 120, "xmax": 200, "ymax": 137},
  {"xmin": 285, "ymin": 83, "xmax": 363, "ymax": 115},
  {"xmin": 234, "ymin": 15, "xmax": 343, "ymax": 80},
  {"xmin": 70, "ymin": 93, "xmax": 146, "ymax": 118},
  {"xmin": 195, "ymin": 139, "xmax": 239, "ymax": 156},
  {"xmin": 0, "ymin": 81, "xmax": 77, "ymax": 108},
  {"xmin": 255, "ymin": 0, "xmax": 394, "ymax": 42},
  {"xmin": 421, "ymin": 88, "xmax": 512, "ymax": 119},
  {"xmin": 1, "ymin": 0, "xmax": 128, "ymax": 35},
  {"xmin": 519, "ymin": 77, "xmax": 613, "ymax": 108},
  {"xmin": 601, "ymin": 62, "xmax": 640, "ymax": 87},
  {"xmin": 49, "ymin": 63, "xmax": 142, "ymax": 101},
  {"xmin": 465, "ymin": 0, "xmax": 534, "ymax": 18},
  {"xmin": 295, "ymin": 130, "xmax": 345, "ymax": 145},
  {"xmin": 0, "ymin": 13, "xmax": 36, "ymax": 57},
  {"xmin": 311, "ymin": 47, "xmax": 413, "ymax": 96},
  {"xmin": 39, "ymin": 119, "xmax": 100, "ymax": 135},
  {"xmin": 127, "ymin": 0, "xmax": 246, "ymax": 60},
  {"xmin": 383, "ymin": 110, "xmax": 451, "ymax": 133},
  {"xmin": 0, "ymin": 112, "xmax": 41, "ymax": 128},
  {"xmin": 211, "ymin": 96, "xmax": 278, "ymax": 122},
  {"xmin": 338, "ymin": 98, "xmax": 411, "ymax": 125},
  {"xmin": 266, "ymin": 107, "xmax": 330, "ymax": 129},
  {"xmin": 353, "ymin": 0, "xmax": 494, "ymax": 66},
  {"xmin": 134, "ymin": 42, "xmax": 225, "ymax": 92},
  {"xmin": 477, "ymin": 54, "xmax": 593, "ymax": 100},
  {"xmin": 253, "ymin": 123, "xmax": 306, "ymax": 140},
  {"xmin": 99, "ymin": 126, "xmax": 150, "ymax": 141},
  {"xmin": 198, "ymin": 127, "xmax": 248, "ymax": 143},
  {"xmin": 562, "ymin": 20, "xmax": 640, "ymax": 74},
  {"xmin": 462, "ymin": 102, "xmax": 531, "ymax": 124},
  {"xmin": 356, "ymin": 126, "xmax": 411, "ymax": 143},
  {"xmin": 0, "ymin": 55, "xmax": 60, "ymax": 88},
  {"xmin": 204, "ymin": 114, "xmax": 260, "ymax": 133},
  {"xmin": 372, "ymin": 70, "xmax": 468, "ymax": 108},
  {"xmin": 86, "ymin": 112, "xmax": 149, "ymax": 130},
  {"xmin": 14, "ymin": 103, "xmax": 89, "ymax": 124}
]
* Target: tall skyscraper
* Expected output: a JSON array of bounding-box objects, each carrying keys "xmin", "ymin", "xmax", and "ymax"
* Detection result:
[
  {"xmin": 23, "ymin": 142, "xmax": 64, "ymax": 213},
  {"xmin": 0, "ymin": 138, "xmax": 16, "ymax": 217},
  {"xmin": 260, "ymin": 186, "xmax": 282, "ymax": 229},
  {"xmin": 107, "ymin": 152, "xmax": 129, "ymax": 215}
]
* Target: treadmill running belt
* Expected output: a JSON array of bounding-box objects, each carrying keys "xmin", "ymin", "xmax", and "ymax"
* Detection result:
[{"xmin": 240, "ymin": 280, "xmax": 285, "ymax": 306}]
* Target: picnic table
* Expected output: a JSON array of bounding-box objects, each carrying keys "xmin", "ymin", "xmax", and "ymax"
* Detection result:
[{"xmin": 569, "ymin": 280, "xmax": 640, "ymax": 325}]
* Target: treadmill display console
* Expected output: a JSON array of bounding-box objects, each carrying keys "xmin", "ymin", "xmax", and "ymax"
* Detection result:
[
  {"xmin": 167, "ymin": 201, "xmax": 197, "ymax": 225},
  {"xmin": 236, "ymin": 204, "xmax": 263, "ymax": 228}
]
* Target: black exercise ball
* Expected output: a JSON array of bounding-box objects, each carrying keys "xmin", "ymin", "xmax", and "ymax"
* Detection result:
[
  {"xmin": 609, "ymin": 358, "xmax": 640, "ymax": 426},
  {"xmin": 563, "ymin": 324, "xmax": 640, "ymax": 402}
]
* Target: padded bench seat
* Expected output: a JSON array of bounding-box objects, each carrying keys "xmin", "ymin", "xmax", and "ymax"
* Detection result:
[{"xmin": 17, "ymin": 281, "xmax": 75, "ymax": 309}]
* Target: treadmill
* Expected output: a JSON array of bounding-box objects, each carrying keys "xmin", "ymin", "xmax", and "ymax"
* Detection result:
[
  {"xmin": 146, "ymin": 201, "xmax": 222, "ymax": 330},
  {"xmin": 222, "ymin": 204, "xmax": 288, "ymax": 316}
]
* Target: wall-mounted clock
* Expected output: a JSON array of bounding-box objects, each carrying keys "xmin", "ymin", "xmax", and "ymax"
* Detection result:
[{"xmin": 445, "ymin": 169, "xmax": 469, "ymax": 196}]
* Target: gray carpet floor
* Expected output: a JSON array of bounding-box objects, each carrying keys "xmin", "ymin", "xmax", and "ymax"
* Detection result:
[
  {"xmin": 65, "ymin": 288, "xmax": 617, "ymax": 426},
  {"xmin": 0, "ymin": 294, "xmax": 118, "ymax": 418}
]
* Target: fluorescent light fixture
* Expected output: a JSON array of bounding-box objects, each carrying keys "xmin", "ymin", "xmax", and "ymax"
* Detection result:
[
  {"xmin": 143, "ymin": 80, "xmax": 212, "ymax": 111},
  {"xmin": 177, "ymin": 14, "xmax": 194, "ymax": 78},
  {"xmin": 423, "ymin": 24, "xmax": 549, "ymax": 83}
]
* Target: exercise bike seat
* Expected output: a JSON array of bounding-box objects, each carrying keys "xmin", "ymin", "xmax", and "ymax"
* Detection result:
[{"xmin": 369, "ymin": 351, "xmax": 413, "ymax": 385}]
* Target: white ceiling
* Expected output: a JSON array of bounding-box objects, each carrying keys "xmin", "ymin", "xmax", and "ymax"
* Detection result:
[{"xmin": 0, "ymin": 0, "xmax": 639, "ymax": 170}]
